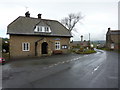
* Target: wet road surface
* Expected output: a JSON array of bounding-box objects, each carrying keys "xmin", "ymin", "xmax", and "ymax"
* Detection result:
[
  {"xmin": 2, "ymin": 49, "xmax": 119, "ymax": 88},
  {"xmin": 0, "ymin": 65, "xmax": 2, "ymax": 89},
  {"xmin": 28, "ymin": 50, "xmax": 118, "ymax": 88}
]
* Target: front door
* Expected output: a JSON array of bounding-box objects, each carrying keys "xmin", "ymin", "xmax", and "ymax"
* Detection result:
[{"xmin": 41, "ymin": 42, "xmax": 48, "ymax": 54}]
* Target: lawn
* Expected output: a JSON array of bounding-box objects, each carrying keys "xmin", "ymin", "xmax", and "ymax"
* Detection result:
[{"xmin": 76, "ymin": 49, "xmax": 96, "ymax": 54}]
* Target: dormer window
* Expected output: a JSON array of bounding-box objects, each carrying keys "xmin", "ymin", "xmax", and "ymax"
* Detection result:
[
  {"xmin": 34, "ymin": 26, "xmax": 51, "ymax": 33},
  {"xmin": 45, "ymin": 27, "xmax": 49, "ymax": 32},
  {"xmin": 37, "ymin": 26, "xmax": 42, "ymax": 32}
]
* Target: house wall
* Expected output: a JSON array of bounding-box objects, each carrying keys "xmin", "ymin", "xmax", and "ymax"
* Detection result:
[
  {"xmin": 10, "ymin": 35, "xmax": 70, "ymax": 59},
  {"xmin": 106, "ymin": 34, "xmax": 120, "ymax": 50},
  {"xmin": 0, "ymin": 37, "xmax": 2, "ymax": 57},
  {"xmin": 110, "ymin": 35, "xmax": 120, "ymax": 43}
]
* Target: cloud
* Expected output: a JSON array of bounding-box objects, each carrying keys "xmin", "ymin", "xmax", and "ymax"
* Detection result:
[{"xmin": 0, "ymin": 0, "xmax": 118, "ymax": 40}]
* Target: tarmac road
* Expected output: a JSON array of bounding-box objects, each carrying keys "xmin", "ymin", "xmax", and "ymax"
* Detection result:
[
  {"xmin": 0, "ymin": 65, "xmax": 2, "ymax": 89},
  {"xmin": 2, "ymin": 49, "xmax": 119, "ymax": 88}
]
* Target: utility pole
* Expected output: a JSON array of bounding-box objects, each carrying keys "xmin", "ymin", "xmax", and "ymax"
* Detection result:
[
  {"xmin": 89, "ymin": 33, "xmax": 91, "ymax": 49},
  {"xmin": 81, "ymin": 35, "xmax": 83, "ymax": 42},
  {"xmin": 89, "ymin": 33, "xmax": 90, "ymax": 42}
]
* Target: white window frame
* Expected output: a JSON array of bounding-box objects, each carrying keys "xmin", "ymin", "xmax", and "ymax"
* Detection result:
[
  {"xmin": 111, "ymin": 43, "xmax": 114, "ymax": 49},
  {"xmin": 34, "ymin": 26, "xmax": 51, "ymax": 33},
  {"xmin": 45, "ymin": 27, "xmax": 50, "ymax": 32},
  {"xmin": 62, "ymin": 45, "xmax": 68, "ymax": 49},
  {"xmin": 39, "ymin": 26, "xmax": 42, "ymax": 32},
  {"xmin": 55, "ymin": 41, "xmax": 60, "ymax": 50},
  {"xmin": 37, "ymin": 26, "xmax": 39, "ymax": 32},
  {"xmin": 22, "ymin": 42, "xmax": 30, "ymax": 51},
  {"xmin": 34, "ymin": 26, "xmax": 38, "ymax": 32}
]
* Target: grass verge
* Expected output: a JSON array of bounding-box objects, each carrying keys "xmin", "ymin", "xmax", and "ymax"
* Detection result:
[{"xmin": 76, "ymin": 49, "xmax": 96, "ymax": 54}]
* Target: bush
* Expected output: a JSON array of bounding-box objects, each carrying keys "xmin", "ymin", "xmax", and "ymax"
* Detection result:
[{"xmin": 79, "ymin": 47, "xmax": 84, "ymax": 52}]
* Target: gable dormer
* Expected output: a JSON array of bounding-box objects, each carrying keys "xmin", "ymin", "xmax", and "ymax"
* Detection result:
[{"xmin": 34, "ymin": 26, "xmax": 51, "ymax": 33}]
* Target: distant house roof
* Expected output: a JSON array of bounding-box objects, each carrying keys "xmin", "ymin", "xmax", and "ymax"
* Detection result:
[
  {"xmin": 70, "ymin": 41, "xmax": 89, "ymax": 47},
  {"xmin": 71, "ymin": 41, "xmax": 81, "ymax": 45},
  {"xmin": 110, "ymin": 30, "xmax": 120, "ymax": 35},
  {"xmin": 107, "ymin": 28, "xmax": 120, "ymax": 35},
  {"xmin": 7, "ymin": 16, "xmax": 72, "ymax": 37}
]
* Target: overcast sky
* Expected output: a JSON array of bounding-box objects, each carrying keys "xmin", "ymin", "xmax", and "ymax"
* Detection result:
[{"xmin": 0, "ymin": 0, "xmax": 119, "ymax": 41}]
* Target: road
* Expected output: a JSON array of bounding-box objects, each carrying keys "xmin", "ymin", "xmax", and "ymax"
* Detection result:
[
  {"xmin": 0, "ymin": 65, "xmax": 2, "ymax": 89},
  {"xmin": 2, "ymin": 49, "xmax": 119, "ymax": 88}
]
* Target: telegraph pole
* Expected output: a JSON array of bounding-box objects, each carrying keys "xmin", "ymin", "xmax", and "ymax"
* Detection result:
[
  {"xmin": 89, "ymin": 33, "xmax": 90, "ymax": 42},
  {"xmin": 89, "ymin": 33, "xmax": 91, "ymax": 49}
]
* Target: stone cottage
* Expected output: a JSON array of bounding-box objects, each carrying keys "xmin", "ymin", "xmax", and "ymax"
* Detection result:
[
  {"xmin": 106, "ymin": 28, "xmax": 120, "ymax": 50},
  {"xmin": 7, "ymin": 12, "xmax": 72, "ymax": 59}
]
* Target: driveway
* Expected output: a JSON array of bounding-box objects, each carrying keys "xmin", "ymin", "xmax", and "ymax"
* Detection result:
[{"xmin": 2, "ymin": 49, "xmax": 119, "ymax": 88}]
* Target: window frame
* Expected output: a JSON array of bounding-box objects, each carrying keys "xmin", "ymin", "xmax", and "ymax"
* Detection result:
[
  {"xmin": 62, "ymin": 45, "xmax": 68, "ymax": 49},
  {"xmin": 37, "ymin": 26, "xmax": 39, "ymax": 32},
  {"xmin": 45, "ymin": 26, "xmax": 50, "ymax": 32},
  {"xmin": 34, "ymin": 26, "xmax": 51, "ymax": 33},
  {"xmin": 55, "ymin": 41, "xmax": 61, "ymax": 50},
  {"xmin": 39, "ymin": 26, "xmax": 42, "ymax": 32},
  {"xmin": 22, "ymin": 42, "xmax": 30, "ymax": 51}
]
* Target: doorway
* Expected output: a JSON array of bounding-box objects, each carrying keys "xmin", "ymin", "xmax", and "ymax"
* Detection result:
[{"xmin": 41, "ymin": 42, "xmax": 48, "ymax": 54}]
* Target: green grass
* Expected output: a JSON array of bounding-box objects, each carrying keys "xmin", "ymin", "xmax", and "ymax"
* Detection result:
[
  {"xmin": 97, "ymin": 47, "xmax": 120, "ymax": 52},
  {"xmin": 69, "ymin": 49, "xmax": 77, "ymax": 53},
  {"xmin": 97, "ymin": 48, "xmax": 111, "ymax": 51},
  {"xmin": 97, "ymin": 47, "xmax": 120, "ymax": 53},
  {"xmin": 118, "ymin": 50, "xmax": 120, "ymax": 53},
  {"xmin": 76, "ymin": 49, "xmax": 96, "ymax": 54}
]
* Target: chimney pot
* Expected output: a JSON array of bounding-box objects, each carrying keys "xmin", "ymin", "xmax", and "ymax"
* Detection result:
[
  {"xmin": 108, "ymin": 27, "xmax": 110, "ymax": 31},
  {"xmin": 81, "ymin": 35, "xmax": 83, "ymax": 42},
  {"xmin": 38, "ymin": 14, "xmax": 42, "ymax": 19},
  {"xmin": 25, "ymin": 11, "xmax": 30, "ymax": 17}
]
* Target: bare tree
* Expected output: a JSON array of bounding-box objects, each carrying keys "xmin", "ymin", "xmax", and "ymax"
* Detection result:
[{"xmin": 61, "ymin": 12, "xmax": 83, "ymax": 32}]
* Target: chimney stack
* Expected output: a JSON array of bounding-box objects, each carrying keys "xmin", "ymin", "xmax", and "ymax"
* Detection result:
[
  {"xmin": 38, "ymin": 14, "xmax": 42, "ymax": 19},
  {"xmin": 81, "ymin": 35, "xmax": 83, "ymax": 42},
  {"xmin": 25, "ymin": 11, "xmax": 30, "ymax": 17},
  {"xmin": 108, "ymin": 27, "xmax": 111, "ymax": 31}
]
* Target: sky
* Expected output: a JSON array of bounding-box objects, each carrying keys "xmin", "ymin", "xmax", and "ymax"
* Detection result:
[{"xmin": 0, "ymin": 0, "xmax": 119, "ymax": 41}]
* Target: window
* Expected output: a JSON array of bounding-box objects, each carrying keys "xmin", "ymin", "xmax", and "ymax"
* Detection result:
[
  {"xmin": 44, "ymin": 27, "xmax": 49, "ymax": 32},
  {"xmin": 36, "ymin": 26, "xmax": 42, "ymax": 32},
  {"xmin": 22, "ymin": 42, "xmax": 30, "ymax": 51},
  {"xmin": 55, "ymin": 41, "xmax": 60, "ymax": 50},
  {"xmin": 42, "ymin": 27, "xmax": 45, "ymax": 32},
  {"xmin": 34, "ymin": 26, "xmax": 51, "ymax": 33},
  {"xmin": 39, "ymin": 26, "xmax": 42, "ymax": 32},
  {"xmin": 62, "ymin": 45, "xmax": 68, "ymax": 49},
  {"xmin": 37, "ymin": 26, "xmax": 39, "ymax": 32},
  {"xmin": 111, "ymin": 43, "xmax": 114, "ymax": 49}
]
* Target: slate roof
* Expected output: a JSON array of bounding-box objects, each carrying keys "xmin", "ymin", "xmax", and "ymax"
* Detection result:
[
  {"xmin": 7, "ymin": 16, "xmax": 72, "ymax": 37},
  {"xmin": 71, "ymin": 41, "xmax": 81, "ymax": 44},
  {"xmin": 110, "ymin": 30, "xmax": 120, "ymax": 35},
  {"xmin": 70, "ymin": 41, "xmax": 89, "ymax": 46},
  {"xmin": 107, "ymin": 30, "xmax": 120, "ymax": 35}
]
